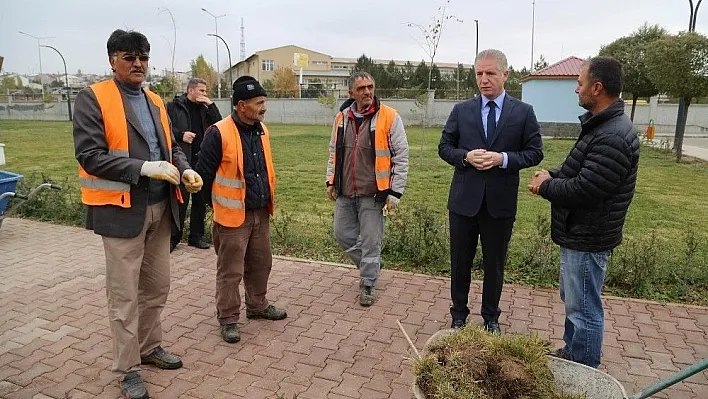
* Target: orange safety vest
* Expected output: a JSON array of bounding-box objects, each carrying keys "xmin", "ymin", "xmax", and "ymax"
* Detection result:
[
  {"xmin": 328, "ymin": 104, "xmax": 396, "ymax": 190},
  {"xmin": 78, "ymin": 79, "xmax": 177, "ymax": 208},
  {"xmin": 211, "ymin": 116, "xmax": 276, "ymax": 228}
]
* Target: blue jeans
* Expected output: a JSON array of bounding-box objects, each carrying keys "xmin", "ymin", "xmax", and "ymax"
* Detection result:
[{"xmin": 559, "ymin": 247, "xmax": 610, "ymax": 368}]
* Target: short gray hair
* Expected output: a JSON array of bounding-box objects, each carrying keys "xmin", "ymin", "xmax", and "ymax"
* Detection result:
[
  {"xmin": 475, "ymin": 49, "xmax": 508, "ymax": 72},
  {"xmin": 187, "ymin": 78, "xmax": 207, "ymax": 89},
  {"xmin": 348, "ymin": 71, "xmax": 375, "ymax": 90}
]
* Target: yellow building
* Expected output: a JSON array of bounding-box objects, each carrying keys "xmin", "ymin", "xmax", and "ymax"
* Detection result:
[{"xmin": 225, "ymin": 45, "xmax": 470, "ymax": 91}]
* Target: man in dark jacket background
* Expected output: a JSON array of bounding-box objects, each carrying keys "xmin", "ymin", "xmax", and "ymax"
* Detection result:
[
  {"xmin": 528, "ymin": 56, "xmax": 640, "ymax": 368},
  {"xmin": 167, "ymin": 78, "xmax": 222, "ymax": 251}
]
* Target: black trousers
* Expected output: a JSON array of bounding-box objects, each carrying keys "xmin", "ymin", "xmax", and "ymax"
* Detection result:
[
  {"xmin": 171, "ymin": 184, "xmax": 207, "ymax": 245},
  {"xmin": 171, "ymin": 152, "xmax": 206, "ymax": 245},
  {"xmin": 449, "ymin": 199, "xmax": 515, "ymax": 322}
]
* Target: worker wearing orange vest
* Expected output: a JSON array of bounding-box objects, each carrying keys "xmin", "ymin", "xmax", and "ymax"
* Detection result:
[
  {"xmin": 326, "ymin": 71, "xmax": 410, "ymax": 307},
  {"xmin": 72, "ymin": 30, "xmax": 202, "ymax": 399},
  {"xmin": 196, "ymin": 76, "xmax": 287, "ymax": 345}
]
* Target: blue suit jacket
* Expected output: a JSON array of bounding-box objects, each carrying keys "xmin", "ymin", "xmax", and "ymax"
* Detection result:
[{"xmin": 438, "ymin": 94, "xmax": 543, "ymax": 218}]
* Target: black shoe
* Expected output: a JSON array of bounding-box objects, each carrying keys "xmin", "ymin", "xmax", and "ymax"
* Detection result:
[
  {"xmin": 140, "ymin": 346, "xmax": 183, "ymax": 370},
  {"xmin": 170, "ymin": 240, "xmax": 178, "ymax": 253},
  {"xmin": 451, "ymin": 318, "xmax": 466, "ymax": 329},
  {"xmin": 188, "ymin": 239, "xmax": 211, "ymax": 249},
  {"xmin": 220, "ymin": 324, "xmax": 240, "ymax": 343},
  {"xmin": 121, "ymin": 371, "xmax": 149, "ymax": 399},
  {"xmin": 246, "ymin": 305, "xmax": 287, "ymax": 320},
  {"xmin": 484, "ymin": 320, "xmax": 501, "ymax": 334},
  {"xmin": 551, "ymin": 347, "xmax": 573, "ymax": 361}
]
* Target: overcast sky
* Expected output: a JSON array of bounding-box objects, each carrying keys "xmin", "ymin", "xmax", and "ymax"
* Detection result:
[{"xmin": 0, "ymin": 0, "xmax": 704, "ymax": 77}]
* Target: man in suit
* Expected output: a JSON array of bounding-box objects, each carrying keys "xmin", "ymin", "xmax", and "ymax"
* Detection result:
[
  {"xmin": 438, "ymin": 49, "xmax": 543, "ymax": 333},
  {"xmin": 73, "ymin": 29, "xmax": 203, "ymax": 399}
]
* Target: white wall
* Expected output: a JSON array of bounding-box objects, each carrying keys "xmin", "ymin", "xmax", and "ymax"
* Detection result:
[
  {"xmin": 2, "ymin": 97, "xmax": 707, "ymax": 137},
  {"xmin": 521, "ymin": 80, "xmax": 585, "ymax": 123}
]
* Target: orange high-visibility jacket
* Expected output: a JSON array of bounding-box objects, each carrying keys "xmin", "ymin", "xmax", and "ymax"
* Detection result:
[
  {"xmin": 328, "ymin": 104, "xmax": 395, "ymax": 190},
  {"xmin": 78, "ymin": 79, "xmax": 175, "ymax": 208},
  {"xmin": 211, "ymin": 116, "xmax": 276, "ymax": 227}
]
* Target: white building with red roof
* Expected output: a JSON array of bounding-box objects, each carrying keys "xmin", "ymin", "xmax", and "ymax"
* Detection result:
[{"xmin": 521, "ymin": 56, "xmax": 586, "ymax": 124}]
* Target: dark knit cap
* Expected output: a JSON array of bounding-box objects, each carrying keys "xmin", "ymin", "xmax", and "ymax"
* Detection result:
[{"xmin": 232, "ymin": 76, "xmax": 267, "ymax": 105}]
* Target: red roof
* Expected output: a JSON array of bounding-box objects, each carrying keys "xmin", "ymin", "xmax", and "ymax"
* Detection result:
[{"xmin": 521, "ymin": 56, "xmax": 585, "ymax": 81}]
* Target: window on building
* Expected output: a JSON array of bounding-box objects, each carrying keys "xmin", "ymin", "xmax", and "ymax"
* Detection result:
[
  {"xmin": 312, "ymin": 60, "xmax": 328, "ymax": 66},
  {"xmin": 262, "ymin": 60, "xmax": 274, "ymax": 71}
]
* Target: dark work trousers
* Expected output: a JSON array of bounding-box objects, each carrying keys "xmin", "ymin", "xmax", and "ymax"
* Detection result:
[
  {"xmin": 213, "ymin": 208, "xmax": 272, "ymax": 325},
  {"xmin": 172, "ymin": 154, "xmax": 207, "ymax": 245},
  {"xmin": 449, "ymin": 199, "xmax": 515, "ymax": 323}
]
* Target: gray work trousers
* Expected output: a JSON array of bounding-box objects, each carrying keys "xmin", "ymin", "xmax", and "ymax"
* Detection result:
[{"xmin": 333, "ymin": 195, "xmax": 385, "ymax": 287}]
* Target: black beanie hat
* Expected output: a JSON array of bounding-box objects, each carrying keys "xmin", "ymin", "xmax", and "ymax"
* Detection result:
[{"xmin": 232, "ymin": 76, "xmax": 267, "ymax": 105}]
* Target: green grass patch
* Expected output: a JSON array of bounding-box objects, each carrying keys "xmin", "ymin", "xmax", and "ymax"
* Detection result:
[{"xmin": 1, "ymin": 120, "xmax": 706, "ymax": 305}]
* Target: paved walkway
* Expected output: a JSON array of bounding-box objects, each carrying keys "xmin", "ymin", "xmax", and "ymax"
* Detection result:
[{"xmin": 1, "ymin": 218, "xmax": 706, "ymax": 399}]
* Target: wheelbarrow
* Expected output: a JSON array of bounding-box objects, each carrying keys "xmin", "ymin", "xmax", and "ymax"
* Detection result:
[
  {"xmin": 0, "ymin": 172, "xmax": 62, "ymax": 229},
  {"xmin": 402, "ymin": 326, "xmax": 708, "ymax": 399}
]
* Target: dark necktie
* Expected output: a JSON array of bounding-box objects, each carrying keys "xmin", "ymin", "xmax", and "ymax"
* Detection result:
[{"xmin": 487, "ymin": 101, "xmax": 497, "ymax": 142}]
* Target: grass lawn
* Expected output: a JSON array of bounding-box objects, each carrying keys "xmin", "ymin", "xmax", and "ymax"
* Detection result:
[{"xmin": 1, "ymin": 120, "xmax": 707, "ymax": 304}]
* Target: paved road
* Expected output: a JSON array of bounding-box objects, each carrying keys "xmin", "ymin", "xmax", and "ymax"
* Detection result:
[{"xmin": 1, "ymin": 218, "xmax": 707, "ymax": 398}]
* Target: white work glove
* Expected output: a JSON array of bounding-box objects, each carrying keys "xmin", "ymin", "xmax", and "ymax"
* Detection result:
[
  {"xmin": 181, "ymin": 169, "xmax": 203, "ymax": 193},
  {"xmin": 140, "ymin": 161, "xmax": 180, "ymax": 185},
  {"xmin": 383, "ymin": 194, "xmax": 400, "ymax": 216}
]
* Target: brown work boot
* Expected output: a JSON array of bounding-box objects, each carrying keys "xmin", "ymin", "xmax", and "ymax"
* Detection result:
[{"xmin": 246, "ymin": 305, "xmax": 287, "ymax": 320}]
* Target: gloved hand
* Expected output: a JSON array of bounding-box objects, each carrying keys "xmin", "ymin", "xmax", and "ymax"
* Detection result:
[
  {"xmin": 140, "ymin": 161, "xmax": 180, "ymax": 185},
  {"xmin": 386, "ymin": 195, "xmax": 400, "ymax": 211},
  {"xmin": 181, "ymin": 169, "xmax": 203, "ymax": 193}
]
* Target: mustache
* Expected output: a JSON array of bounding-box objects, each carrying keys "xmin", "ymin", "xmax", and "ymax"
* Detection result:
[{"xmin": 130, "ymin": 68, "xmax": 145, "ymax": 73}]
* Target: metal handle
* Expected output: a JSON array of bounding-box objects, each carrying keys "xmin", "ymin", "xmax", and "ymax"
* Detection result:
[{"xmin": 630, "ymin": 358, "xmax": 708, "ymax": 399}]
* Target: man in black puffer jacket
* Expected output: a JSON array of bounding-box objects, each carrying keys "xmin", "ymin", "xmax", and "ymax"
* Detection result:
[{"xmin": 528, "ymin": 56, "xmax": 639, "ymax": 369}]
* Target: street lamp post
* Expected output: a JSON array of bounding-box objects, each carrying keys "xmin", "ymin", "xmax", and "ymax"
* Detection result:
[
  {"xmin": 18, "ymin": 31, "xmax": 54, "ymax": 99},
  {"xmin": 207, "ymin": 33, "xmax": 232, "ymax": 94},
  {"xmin": 158, "ymin": 7, "xmax": 177, "ymax": 97},
  {"xmin": 40, "ymin": 45, "xmax": 71, "ymax": 121},
  {"xmin": 201, "ymin": 8, "xmax": 226, "ymax": 98},
  {"xmin": 530, "ymin": 0, "xmax": 536, "ymax": 71},
  {"xmin": 474, "ymin": 19, "xmax": 479, "ymax": 57}
]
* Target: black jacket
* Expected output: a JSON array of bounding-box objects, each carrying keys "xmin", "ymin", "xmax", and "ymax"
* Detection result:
[
  {"xmin": 166, "ymin": 94, "xmax": 222, "ymax": 164},
  {"xmin": 540, "ymin": 101, "xmax": 640, "ymax": 252},
  {"xmin": 438, "ymin": 93, "xmax": 544, "ymax": 218},
  {"xmin": 195, "ymin": 112, "xmax": 272, "ymax": 211}
]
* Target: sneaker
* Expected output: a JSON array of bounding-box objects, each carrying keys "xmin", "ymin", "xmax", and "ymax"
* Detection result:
[
  {"xmin": 359, "ymin": 285, "xmax": 375, "ymax": 307},
  {"xmin": 140, "ymin": 346, "xmax": 183, "ymax": 370},
  {"xmin": 483, "ymin": 320, "xmax": 501, "ymax": 334},
  {"xmin": 246, "ymin": 305, "xmax": 287, "ymax": 320},
  {"xmin": 121, "ymin": 371, "xmax": 149, "ymax": 399},
  {"xmin": 220, "ymin": 323, "xmax": 240, "ymax": 343}
]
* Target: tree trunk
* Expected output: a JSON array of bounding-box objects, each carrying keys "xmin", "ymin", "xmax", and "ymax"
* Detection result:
[
  {"xmin": 630, "ymin": 95, "xmax": 638, "ymax": 122},
  {"xmin": 675, "ymin": 97, "xmax": 691, "ymax": 163}
]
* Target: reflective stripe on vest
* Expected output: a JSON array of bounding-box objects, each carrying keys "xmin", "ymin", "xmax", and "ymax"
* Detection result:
[
  {"xmin": 328, "ymin": 104, "xmax": 396, "ymax": 190},
  {"xmin": 78, "ymin": 79, "xmax": 175, "ymax": 207},
  {"xmin": 211, "ymin": 116, "xmax": 276, "ymax": 228}
]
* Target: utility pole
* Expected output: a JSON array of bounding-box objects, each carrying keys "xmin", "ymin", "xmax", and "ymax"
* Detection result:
[
  {"xmin": 201, "ymin": 8, "xmax": 226, "ymax": 98},
  {"xmin": 474, "ymin": 19, "xmax": 479, "ymax": 57},
  {"xmin": 19, "ymin": 31, "xmax": 54, "ymax": 99},
  {"xmin": 40, "ymin": 45, "xmax": 71, "ymax": 121}
]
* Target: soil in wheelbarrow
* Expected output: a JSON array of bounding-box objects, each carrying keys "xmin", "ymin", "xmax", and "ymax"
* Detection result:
[{"xmin": 413, "ymin": 326, "xmax": 585, "ymax": 399}]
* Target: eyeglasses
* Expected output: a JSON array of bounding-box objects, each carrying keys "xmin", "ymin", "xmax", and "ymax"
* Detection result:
[{"xmin": 119, "ymin": 54, "xmax": 150, "ymax": 62}]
